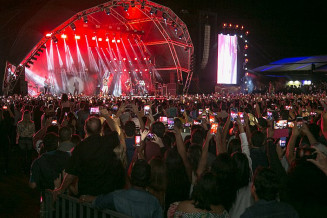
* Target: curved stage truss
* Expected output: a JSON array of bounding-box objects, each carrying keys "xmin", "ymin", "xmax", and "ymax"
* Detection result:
[{"xmin": 11, "ymin": 0, "xmax": 194, "ymax": 96}]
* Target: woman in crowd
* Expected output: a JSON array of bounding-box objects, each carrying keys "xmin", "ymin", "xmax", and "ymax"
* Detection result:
[
  {"xmin": 173, "ymin": 172, "xmax": 231, "ymax": 218},
  {"xmin": 17, "ymin": 110, "xmax": 35, "ymax": 173}
]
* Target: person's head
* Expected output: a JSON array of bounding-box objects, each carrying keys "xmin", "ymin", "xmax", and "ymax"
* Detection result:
[
  {"xmin": 257, "ymin": 118, "xmax": 267, "ymax": 129},
  {"xmin": 43, "ymin": 133, "xmax": 59, "ymax": 152},
  {"xmin": 22, "ymin": 110, "xmax": 31, "ymax": 121},
  {"xmin": 191, "ymin": 129, "xmax": 205, "ymax": 145},
  {"xmin": 71, "ymin": 134, "xmax": 81, "ymax": 146},
  {"xmin": 149, "ymin": 158, "xmax": 166, "ymax": 192},
  {"xmin": 192, "ymin": 172, "xmax": 219, "ymax": 211},
  {"xmin": 61, "ymin": 93, "xmax": 68, "ymax": 102},
  {"xmin": 163, "ymin": 131, "xmax": 176, "ymax": 148},
  {"xmin": 174, "ymin": 118, "xmax": 183, "ymax": 130},
  {"xmin": 187, "ymin": 144, "xmax": 202, "ymax": 171},
  {"xmin": 59, "ymin": 126, "xmax": 72, "ymax": 142},
  {"xmin": 210, "ymin": 153, "xmax": 237, "ymax": 210},
  {"xmin": 151, "ymin": 121, "xmax": 166, "ymax": 138},
  {"xmin": 252, "ymin": 167, "xmax": 279, "ymax": 201},
  {"xmin": 85, "ymin": 116, "xmax": 102, "ymax": 136},
  {"xmin": 131, "ymin": 159, "xmax": 151, "ymax": 188},
  {"xmin": 124, "ymin": 121, "xmax": 136, "ymax": 137},
  {"xmin": 286, "ymin": 160, "xmax": 327, "ymax": 206},
  {"xmin": 251, "ymin": 131, "xmax": 266, "ymax": 147},
  {"xmin": 231, "ymin": 152, "xmax": 251, "ymax": 189},
  {"xmin": 227, "ymin": 138, "xmax": 241, "ymax": 155},
  {"xmin": 46, "ymin": 125, "xmax": 59, "ymax": 135}
]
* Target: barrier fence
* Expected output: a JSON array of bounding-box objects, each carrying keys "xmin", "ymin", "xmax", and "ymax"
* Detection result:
[{"xmin": 43, "ymin": 190, "xmax": 130, "ymax": 218}]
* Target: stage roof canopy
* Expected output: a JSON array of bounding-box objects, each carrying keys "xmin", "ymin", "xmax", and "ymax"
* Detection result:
[{"xmin": 252, "ymin": 55, "xmax": 327, "ymax": 75}]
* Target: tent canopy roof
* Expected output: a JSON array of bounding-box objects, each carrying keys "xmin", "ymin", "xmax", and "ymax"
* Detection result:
[{"xmin": 252, "ymin": 55, "xmax": 327, "ymax": 74}]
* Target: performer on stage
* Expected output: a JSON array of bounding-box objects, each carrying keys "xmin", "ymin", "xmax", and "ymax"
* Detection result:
[
  {"xmin": 125, "ymin": 77, "xmax": 132, "ymax": 95},
  {"xmin": 44, "ymin": 76, "xmax": 50, "ymax": 94},
  {"xmin": 73, "ymin": 79, "xmax": 79, "ymax": 96},
  {"xmin": 102, "ymin": 76, "xmax": 108, "ymax": 95}
]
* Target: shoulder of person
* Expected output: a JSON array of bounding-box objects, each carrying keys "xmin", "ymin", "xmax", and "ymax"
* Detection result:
[{"xmin": 176, "ymin": 200, "xmax": 198, "ymax": 213}]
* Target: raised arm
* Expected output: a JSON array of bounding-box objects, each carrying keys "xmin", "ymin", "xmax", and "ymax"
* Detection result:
[
  {"xmin": 132, "ymin": 103, "xmax": 145, "ymax": 131},
  {"xmin": 236, "ymin": 116, "xmax": 253, "ymax": 170},
  {"xmin": 196, "ymin": 131, "xmax": 213, "ymax": 178},
  {"xmin": 301, "ymin": 123, "xmax": 318, "ymax": 145},
  {"xmin": 243, "ymin": 113, "xmax": 252, "ymax": 147},
  {"xmin": 32, "ymin": 117, "xmax": 51, "ymax": 148},
  {"xmin": 216, "ymin": 126, "xmax": 225, "ymax": 155},
  {"xmin": 222, "ymin": 115, "xmax": 231, "ymax": 150},
  {"xmin": 286, "ymin": 124, "xmax": 300, "ymax": 165},
  {"xmin": 174, "ymin": 126, "xmax": 192, "ymax": 181}
]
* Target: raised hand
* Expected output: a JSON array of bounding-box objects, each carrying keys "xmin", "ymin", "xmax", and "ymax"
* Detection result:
[{"xmin": 140, "ymin": 129, "xmax": 149, "ymax": 141}]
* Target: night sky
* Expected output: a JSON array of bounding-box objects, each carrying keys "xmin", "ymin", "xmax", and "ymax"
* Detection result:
[{"xmin": 0, "ymin": 0, "xmax": 326, "ymax": 91}]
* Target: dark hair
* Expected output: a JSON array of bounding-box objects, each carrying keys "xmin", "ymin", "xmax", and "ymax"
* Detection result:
[
  {"xmin": 124, "ymin": 121, "xmax": 136, "ymax": 137},
  {"xmin": 149, "ymin": 158, "xmax": 166, "ymax": 192},
  {"xmin": 46, "ymin": 125, "xmax": 59, "ymax": 135},
  {"xmin": 174, "ymin": 118, "xmax": 183, "ymax": 130},
  {"xmin": 257, "ymin": 117, "xmax": 267, "ymax": 128},
  {"xmin": 191, "ymin": 129, "xmax": 205, "ymax": 145},
  {"xmin": 210, "ymin": 153, "xmax": 237, "ymax": 210},
  {"xmin": 228, "ymin": 138, "xmax": 241, "ymax": 155},
  {"xmin": 61, "ymin": 93, "xmax": 68, "ymax": 102},
  {"xmin": 71, "ymin": 134, "xmax": 81, "ymax": 146},
  {"xmin": 163, "ymin": 131, "xmax": 176, "ymax": 148},
  {"xmin": 253, "ymin": 167, "xmax": 279, "ymax": 201},
  {"xmin": 187, "ymin": 144, "xmax": 202, "ymax": 171},
  {"xmin": 102, "ymin": 120, "xmax": 113, "ymax": 136},
  {"xmin": 286, "ymin": 161, "xmax": 327, "ymax": 210},
  {"xmin": 85, "ymin": 116, "xmax": 101, "ymax": 136},
  {"xmin": 59, "ymin": 126, "xmax": 72, "ymax": 142},
  {"xmin": 191, "ymin": 124, "xmax": 204, "ymax": 134},
  {"xmin": 131, "ymin": 159, "xmax": 151, "ymax": 188},
  {"xmin": 43, "ymin": 133, "xmax": 59, "ymax": 152},
  {"xmin": 231, "ymin": 152, "xmax": 251, "ymax": 189},
  {"xmin": 151, "ymin": 121, "xmax": 165, "ymax": 138},
  {"xmin": 192, "ymin": 172, "xmax": 218, "ymax": 211},
  {"xmin": 165, "ymin": 147, "xmax": 191, "ymax": 209},
  {"xmin": 251, "ymin": 131, "xmax": 265, "ymax": 147}
]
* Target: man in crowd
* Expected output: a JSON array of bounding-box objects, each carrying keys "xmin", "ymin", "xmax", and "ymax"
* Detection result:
[
  {"xmin": 29, "ymin": 133, "xmax": 70, "ymax": 190},
  {"xmin": 58, "ymin": 126, "xmax": 75, "ymax": 153},
  {"xmin": 80, "ymin": 159, "xmax": 163, "ymax": 218},
  {"xmin": 241, "ymin": 167, "xmax": 298, "ymax": 218},
  {"xmin": 52, "ymin": 116, "xmax": 125, "ymax": 198}
]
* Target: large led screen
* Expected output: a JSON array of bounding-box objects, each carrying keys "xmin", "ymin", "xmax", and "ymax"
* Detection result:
[{"xmin": 217, "ymin": 34, "xmax": 238, "ymax": 84}]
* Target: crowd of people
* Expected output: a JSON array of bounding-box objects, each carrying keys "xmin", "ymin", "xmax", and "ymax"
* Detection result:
[{"xmin": 1, "ymin": 92, "xmax": 327, "ymax": 217}]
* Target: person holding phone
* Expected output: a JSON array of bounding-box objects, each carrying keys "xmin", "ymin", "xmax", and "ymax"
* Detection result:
[{"xmin": 17, "ymin": 110, "xmax": 36, "ymax": 174}]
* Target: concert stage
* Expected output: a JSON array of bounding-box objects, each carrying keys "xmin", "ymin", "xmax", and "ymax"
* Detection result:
[{"xmin": 13, "ymin": 0, "xmax": 193, "ymax": 96}]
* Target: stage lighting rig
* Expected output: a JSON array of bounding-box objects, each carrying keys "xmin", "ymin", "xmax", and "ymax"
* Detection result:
[
  {"xmin": 41, "ymin": 45, "xmax": 46, "ymax": 49},
  {"xmin": 131, "ymin": 1, "xmax": 135, "ymax": 7},
  {"xmin": 162, "ymin": 13, "xmax": 167, "ymax": 21},
  {"xmin": 178, "ymin": 34, "xmax": 184, "ymax": 39},
  {"xmin": 83, "ymin": 14, "xmax": 88, "ymax": 23},
  {"xmin": 150, "ymin": 7, "xmax": 156, "ymax": 15},
  {"xmin": 141, "ymin": 0, "xmax": 145, "ymax": 9},
  {"xmin": 35, "ymin": 52, "xmax": 40, "ymax": 56},
  {"xmin": 124, "ymin": 3, "xmax": 129, "ymax": 11},
  {"xmin": 31, "ymin": 57, "xmax": 37, "ymax": 61},
  {"xmin": 52, "ymin": 35, "xmax": 58, "ymax": 43},
  {"xmin": 105, "ymin": 7, "xmax": 110, "ymax": 15},
  {"xmin": 70, "ymin": 23, "xmax": 76, "ymax": 31}
]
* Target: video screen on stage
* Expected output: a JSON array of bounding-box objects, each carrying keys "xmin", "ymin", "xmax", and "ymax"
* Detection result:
[{"xmin": 217, "ymin": 34, "xmax": 238, "ymax": 84}]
